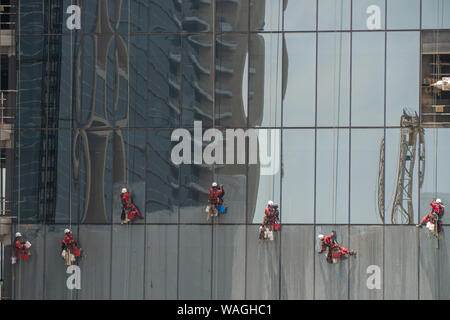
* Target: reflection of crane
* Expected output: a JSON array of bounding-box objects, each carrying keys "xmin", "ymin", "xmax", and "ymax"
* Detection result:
[{"xmin": 378, "ymin": 110, "xmax": 425, "ymax": 224}]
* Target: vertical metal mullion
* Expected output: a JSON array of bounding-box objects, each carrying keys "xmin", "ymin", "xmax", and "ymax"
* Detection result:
[
  {"xmin": 417, "ymin": 0, "xmax": 422, "ymax": 301},
  {"xmin": 383, "ymin": 0, "xmax": 387, "ymax": 301},
  {"xmin": 278, "ymin": 0, "xmax": 285, "ymax": 301},
  {"xmin": 313, "ymin": 0, "xmax": 318, "ymax": 301},
  {"xmin": 348, "ymin": 0, "xmax": 353, "ymax": 301},
  {"xmin": 244, "ymin": 0, "xmax": 250, "ymax": 300}
]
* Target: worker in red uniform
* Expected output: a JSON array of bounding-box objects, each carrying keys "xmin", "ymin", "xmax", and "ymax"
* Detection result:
[
  {"xmin": 263, "ymin": 200, "xmax": 279, "ymax": 230},
  {"xmin": 318, "ymin": 231, "xmax": 355, "ymax": 262},
  {"xmin": 208, "ymin": 182, "xmax": 225, "ymax": 217},
  {"xmin": 13, "ymin": 232, "xmax": 31, "ymax": 262},
  {"xmin": 61, "ymin": 229, "xmax": 81, "ymax": 263},
  {"xmin": 417, "ymin": 198, "xmax": 444, "ymax": 229},
  {"xmin": 121, "ymin": 188, "xmax": 142, "ymax": 224}
]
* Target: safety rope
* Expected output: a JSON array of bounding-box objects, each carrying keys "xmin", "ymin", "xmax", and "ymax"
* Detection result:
[{"xmin": 331, "ymin": 0, "xmax": 344, "ymax": 226}]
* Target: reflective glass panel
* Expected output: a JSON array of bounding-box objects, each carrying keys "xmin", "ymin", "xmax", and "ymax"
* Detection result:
[
  {"xmin": 422, "ymin": 0, "xmax": 450, "ymax": 29},
  {"xmin": 217, "ymin": 0, "xmax": 249, "ymax": 32},
  {"xmin": 316, "ymin": 129, "xmax": 349, "ymax": 224},
  {"xmin": 249, "ymin": 34, "xmax": 282, "ymax": 127},
  {"xmin": 284, "ymin": 0, "xmax": 316, "ymax": 31},
  {"xmin": 350, "ymin": 129, "xmax": 384, "ymax": 224},
  {"xmin": 281, "ymin": 129, "xmax": 314, "ymax": 224},
  {"xmin": 318, "ymin": 0, "xmax": 351, "ymax": 31},
  {"xmin": 283, "ymin": 33, "xmax": 316, "ymax": 127},
  {"xmin": 317, "ymin": 32, "xmax": 350, "ymax": 127},
  {"xmin": 351, "ymin": 32, "xmax": 385, "ymax": 126},
  {"xmin": 250, "ymin": 0, "xmax": 283, "ymax": 31},
  {"xmin": 386, "ymin": 0, "xmax": 420, "ymax": 30}
]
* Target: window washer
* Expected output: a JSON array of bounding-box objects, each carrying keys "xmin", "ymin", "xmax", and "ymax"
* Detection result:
[
  {"xmin": 259, "ymin": 200, "xmax": 280, "ymax": 241},
  {"xmin": 207, "ymin": 182, "xmax": 226, "ymax": 219},
  {"xmin": 318, "ymin": 231, "xmax": 355, "ymax": 263},
  {"xmin": 61, "ymin": 229, "xmax": 81, "ymax": 266},
  {"xmin": 417, "ymin": 198, "xmax": 444, "ymax": 232},
  {"xmin": 12, "ymin": 232, "xmax": 31, "ymax": 264},
  {"xmin": 121, "ymin": 188, "xmax": 143, "ymax": 224}
]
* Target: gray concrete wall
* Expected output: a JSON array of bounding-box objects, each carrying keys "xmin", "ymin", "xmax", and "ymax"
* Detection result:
[{"xmin": 7, "ymin": 224, "xmax": 450, "ymax": 299}]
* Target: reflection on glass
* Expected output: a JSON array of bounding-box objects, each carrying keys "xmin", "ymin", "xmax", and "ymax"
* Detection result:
[
  {"xmin": 281, "ymin": 129, "xmax": 314, "ymax": 224},
  {"xmin": 351, "ymin": 129, "xmax": 384, "ymax": 224},
  {"xmin": 284, "ymin": 0, "xmax": 316, "ymax": 31},
  {"xmin": 250, "ymin": 0, "xmax": 283, "ymax": 31},
  {"xmin": 386, "ymin": 32, "xmax": 420, "ymax": 127},
  {"xmin": 248, "ymin": 129, "xmax": 281, "ymax": 224},
  {"xmin": 283, "ymin": 34, "xmax": 315, "ymax": 127},
  {"xmin": 182, "ymin": 34, "xmax": 213, "ymax": 127},
  {"xmin": 318, "ymin": 0, "xmax": 351, "ymax": 30},
  {"xmin": 419, "ymin": 128, "xmax": 450, "ymax": 225},
  {"xmin": 216, "ymin": 33, "xmax": 249, "ymax": 128},
  {"xmin": 351, "ymin": 32, "xmax": 385, "ymax": 126},
  {"xmin": 182, "ymin": 0, "xmax": 213, "ymax": 32},
  {"xmin": 217, "ymin": 0, "xmax": 248, "ymax": 32},
  {"xmin": 147, "ymin": 130, "xmax": 179, "ymax": 223},
  {"xmin": 19, "ymin": 0, "xmax": 47, "ymax": 33},
  {"xmin": 387, "ymin": 0, "xmax": 420, "ymax": 29},
  {"xmin": 147, "ymin": 35, "xmax": 181, "ymax": 128},
  {"xmin": 316, "ymin": 129, "xmax": 349, "ymax": 224},
  {"xmin": 385, "ymin": 129, "xmax": 419, "ymax": 225},
  {"xmin": 317, "ymin": 33, "xmax": 350, "ymax": 127},
  {"xmin": 352, "ymin": 0, "xmax": 385, "ymax": 30},
  {"xmin": 422, "ymin": 0, "xmax": 450, "ymax": 29},
  {"xmin": 249, "ymin": 34, "xmax": 282, "ymax": 127}
]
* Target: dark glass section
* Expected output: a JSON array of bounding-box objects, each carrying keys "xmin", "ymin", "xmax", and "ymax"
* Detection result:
[
  {"xmin": 216, "ymin": 0, "xmax": 248, "ymax": 32},
  {"xmin": 181, "ymin": 34, "xmax": 213, "ymax": 128},
  {"xmin": 146, "ymin": 129, "xmax": 179, "ymax": 224},
  {"xmin": 182, "ymin": 0, "xmax": 213, "ymax": 32},
  {"xmin": 18, "ymin": 0, "xmax": 47, "ymax": 34}
]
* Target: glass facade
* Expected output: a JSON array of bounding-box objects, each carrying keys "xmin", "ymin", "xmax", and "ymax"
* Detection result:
[{"xmin": 7, "ymin": 0, "xmax": 450, "ymax": 300}]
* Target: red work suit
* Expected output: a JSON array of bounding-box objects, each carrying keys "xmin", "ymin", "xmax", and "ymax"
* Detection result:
[
  {"xmin": 121, "ymin": 192, "xmax": 141, "ymax": 220},
  {"xmin": 264, "ymin": 206, "xmax": 279, "ymax": 230},
  {"xmin": 319, "ymin": 235, "xmax": 334, "ymax": 253},
  {"xmin": 420, "ymin": 202, "xmax": 444, "ymax": 225},
  {"xmin": 14, "ymin": 238, "xmax": 26, "ymax": 260},
  {"xmin": 209, "ymin": 186, "xmax": 224, "ymax": 206},
  {"xmin": 62, "ymin": 233, "xmax": 80, "ymax": 257}
]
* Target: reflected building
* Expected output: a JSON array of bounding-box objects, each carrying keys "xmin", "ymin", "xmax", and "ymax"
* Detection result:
[{"xmin": 3, "ymin": 0, "xmax": 450, "ymax": 300}]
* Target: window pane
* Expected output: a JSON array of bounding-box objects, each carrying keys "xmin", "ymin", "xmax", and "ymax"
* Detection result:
[
  {"xmin": 317, "ymin": 32, "xmax": 350, "ymax": 127},
  {"xmin": 250, "ymin": 0, "xmax": 283, "ymax": 31},
  {"xmin": 281, "ymin": 129, "xmax": 314, "ymax": 223},
  {"xmin": 318, "ymin": 0, "xmax": 351, "ymax": 31},
  {"xmin": 147, "ymin": 0, "xmax": 182, "ymax": 32},
  {"xmin": 248, "ymin": 129, "xmax": 281, "ymax": 223},
  {"xmin": 283, "ymin": 33, "xmax": 316, "ymax": 127},
  {"xmin": 182, "ymin": 34, "xmax": 214, "ymax": 128},
  {"xmin": 386, "ymin": 32, "xmax": 420, "ymax": 126},
  {"xmin": 217, "ymin": 0, "xmax": 249, "ymax": 32},
  {"xmin": 19, "ymin": 0, "xmax": 47, "ymax": 34},
  {"xmin": 216, "ymin": 33, "xmax": 249, "ymax": 128},
  {"xmin": 249, "ymin": 34, "xmax": 282, "ymax": 127},
  {"xmin": 419, "ymin": 128, "xmax": 450, "ymax": 225},
  {"xmin": 351, "ymin": 129, "xmax": 384, "ymax": 224},
  {"xmin": 284, "ymin": 0, "xmax": 316, "ymax": 31},
  {"xmin": 182, "ymin": 0, "xmax": 213, "ymax": 32},
  {"xmin": 422, "ymin": 0, "xmax": 450, "ymax": 29},
  {"xmin": 387, "ymin": 0, "xmax": 420, "ymax": 30},
  {"xmin": 351, "ymin": 32, "xmax": 385, "ymax": 126},
  {"xmin": 385, "ymin": 128, "xmax": 419, "ymax": 224},
  {"xmin": 352, "ymin": 0, "xmax": 385, "ymax": 30},
  {"xmin": 316, "ymin": 129, "xmax": 349, "ymax": 224},
  {"xmin": 421, "ymin": 31, "xmax": 450, "ymax": 125}
]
